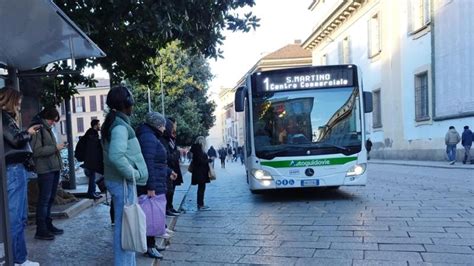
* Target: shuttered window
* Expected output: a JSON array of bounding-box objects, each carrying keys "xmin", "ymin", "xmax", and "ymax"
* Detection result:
[
  {"xmin": 373, "ymin": 90, "xmax": 382, "ymax": 128},
  {"xmin": 415, "ymin": 72, "xmax": 430, "ymax": 121}
]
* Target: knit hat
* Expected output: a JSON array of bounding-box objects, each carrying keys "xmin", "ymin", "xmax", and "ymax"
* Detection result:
[{"xmin": 145, "ymin": 112, "xmax": 166, "ymax": 129}]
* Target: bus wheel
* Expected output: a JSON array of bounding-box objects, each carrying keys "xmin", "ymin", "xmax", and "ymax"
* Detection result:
[{"xmin": 327, "ymin": 186, "xmax": 340, "ymax": 190}]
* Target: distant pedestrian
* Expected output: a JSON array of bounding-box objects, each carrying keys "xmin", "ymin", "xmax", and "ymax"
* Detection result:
[
  {"xmin": 190, "ymin": 136, "xmax": 211, "ymax": 210},
  {"xmin": 102, "ymin": 86, "xmax": 148, "ymax": 266},
  {"xmin": 218, "ymin": 147, "xmax": 226, "ymax": 168},
  {"xmin": 445, "ymin": 126, "xmax": 461, "ymax": 165},
  {"xmin": 1, "ymin": 86, "xmax": 40, "ymax": 265},
  {"xmin": 462, "ymin": 125, "xmax": 473, "ymax": 164},
  {"xmin": 30, "ymin": 107, "xmax": 65, "ymax": 240},
  {"xmin": 366, "ymin": 138, "xmax": 373, "ymax": 160},
  {"xmin": 226, "ymin": 144, "xmax": 233, "ymax": 162},
  {"xmin": 239, "ymin": 146, "xmax": 245, "ymax": 165},
  {"xmin": 75, "ymin": 119, "xmax": 103, "ymax": 199},
  {"xmin": 136, "ymin": 112, "xmax": 171, "ymax": 259},
  {"xmin": 207, "ymin": 146, "xmax": 217, "ymax": 168}
]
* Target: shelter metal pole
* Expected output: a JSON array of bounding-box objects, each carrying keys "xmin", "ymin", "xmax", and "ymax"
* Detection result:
[
  {"xmin": 64, "ymin": 96, "xmax": 76, "ymax": 189},
  {"xmin": 160, "ymin": 66, "xmax": 164, "ymax": 116},
  {"xmin": 0, "ymin": 110, "xmax": 13, "ymax": 265}
]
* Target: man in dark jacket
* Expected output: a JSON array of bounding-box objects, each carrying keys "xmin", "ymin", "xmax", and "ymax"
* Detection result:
[
  {"xmin": 207, "ymin": 146, "xmax": 217, "ymax": 168},
  {"xmin": 79, "ymin": 119, "xmax": 103, "ymax": 199},
  {"xmin": 462, "ymin": 125, "xmax": 473, "ymax": 164}
]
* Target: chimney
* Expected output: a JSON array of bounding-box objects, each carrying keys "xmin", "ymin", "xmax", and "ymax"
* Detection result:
[{"xmin": 294, "ymin": 39, "xmax": 302, "ymax": 44}]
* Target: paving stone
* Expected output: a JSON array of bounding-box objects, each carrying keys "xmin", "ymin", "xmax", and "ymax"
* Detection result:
[
  {"xmin": 237, "ymin": 255, "xmax": 298, "ymax": 265},
  {"xmin": 352, "ymin": 260, "xmax": 408, "ymax": 266},
  {"xmin": 421, "ymin": 253, "xmax": 474, "ymax": 264},
  {"xmin": 234, "ymin": 239, "xmax": 283, "ymax": 247},
  {"xmin": 378, "ymin": 244, "xmax": 425, "ymax": 252},
  {"xmin": 423, "ymin": 244, "xmax": 474, "ymax": 254},
  {"xmin": 257, "ymin": 247, "xmax": 315, "ymax": 258},
  {"xmin": 330, "ymin": 242, "xmax": 379, "ymax": 250},
  {"xmin": 295, "ymin": 258, "xmax": 352, "ymax": 266},
  {"xmin": 363, "ymin": 237, "xmax": 433, "ymax": 244},
  {"xmin": 318, "ymin": 236, "xmax": 363, "ymax": 243},
  {"xmin": 314, "ymin": 249, "xmax": 364, "ymax": 259},
  {"xmin": 280, "ymin": 241, "xmax": 331, "ymax": 249},
  {"xmin": 364, "ymin": 251, "xmax": 423, "ymax": 261}
]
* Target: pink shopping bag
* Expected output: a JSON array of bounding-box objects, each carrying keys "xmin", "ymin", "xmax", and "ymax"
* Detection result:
[{"xmin": 138, "ymin": 194, "xmax": 166, "ymax": 237}]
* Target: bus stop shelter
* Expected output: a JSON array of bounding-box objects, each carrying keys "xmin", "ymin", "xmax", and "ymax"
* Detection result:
[{"xmin": 0, "ymin": 0, "xmax": 105, "ymax": 264}]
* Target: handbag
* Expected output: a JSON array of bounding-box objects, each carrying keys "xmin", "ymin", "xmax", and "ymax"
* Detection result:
[
  {"xmin": 208, "ymin": 163, "xmax": 216, "ymax": 180},
  {"xmin": 121, "ymin": 172, "xmax": 147, "ymax": 253},
  {"xmin": 138, "ymin": 194, "xmax": 166, "ymax": 237}
]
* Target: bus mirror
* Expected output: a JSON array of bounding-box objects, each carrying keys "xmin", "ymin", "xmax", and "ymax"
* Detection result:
[
  {"xmin": 235, "ymin": 86, "xmax": 246, "ymax": 112},
  {"xmin": 363, "ymin": 91, "xmax": 373, "ymax": 113}
]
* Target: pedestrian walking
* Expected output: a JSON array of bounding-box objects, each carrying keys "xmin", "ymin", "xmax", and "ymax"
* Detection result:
[
  {"xmin": 75, "ymin": 119, "xmax": 103, "ymax": 199},
  {"xmin": 462, "ymin": 125, "xmax": 473, "ymax": 164},
  {"xmin": 136, "ymin": 112, "xmax": 172, "ymax": 260},
  {"xmin": 30, "ymin": 107, "xmax": 65, "ymax": 241},
  {"xmin": 160, "ymin": 117, "xmax": 182, "ymax": 217},
  {"xmin": 445, "ymin": 126, "xmax": 461, "ymax": 165},
  {"xmin": 218, "ymin": 147, "xmax": 226, "ymax": 168},
  {"xmin": 1, "ymin": 86, "xmax": 40, "ymax": 265},
  {"xmin": 190, "ymin": 136, "xmax": 211, "ymax": 210},
  {"xmin": 366, "ymin": 138, "xmax": 373, "ymax": 160},
  {"xmin": 207, "ymin": 145, "xmax": 217, "ymax": 168},
  {"xmin": 101, "ymin": 86, "xmax": 148, "ymax": 266}
]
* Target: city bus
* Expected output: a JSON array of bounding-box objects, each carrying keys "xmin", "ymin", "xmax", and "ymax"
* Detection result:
[{"xmin": 234, "ymin": 64, "xmax": 372, "ymax": 193}]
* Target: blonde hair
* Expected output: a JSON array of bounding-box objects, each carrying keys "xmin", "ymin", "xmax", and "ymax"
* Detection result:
[
  {"xmin": 0, "ymin": 86, "xmax": 22, "ymax": 121},
  {"xmin": 195, "ymin": 136, "xmax": 206, "ymax": 152}
]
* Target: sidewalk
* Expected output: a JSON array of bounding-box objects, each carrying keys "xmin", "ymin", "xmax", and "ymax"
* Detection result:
[
  {"xmin": 26, "ymin": 165, "xmax": 192, "ymax": 266},
  {"xmin": 370, "ymin": 159, "xmax": 474, "ymax": 170}
]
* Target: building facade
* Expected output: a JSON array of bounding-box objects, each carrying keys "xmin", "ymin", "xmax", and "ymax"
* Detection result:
[
  {"xmin": 58, "ymin": 79, "xmax": 110, "ymax": 144},
  {"xmin": 303, "ymin": 0, "xmax": 474, "ymax": 161}
]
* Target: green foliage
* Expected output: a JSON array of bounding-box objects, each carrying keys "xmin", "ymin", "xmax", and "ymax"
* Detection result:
[
  {"xmin": 53, "ymin": 0, "xmax": 259, "ymax": 84},
  {"xmin": 130, "ymin": 41, "xmax": 215, "ymax": 146}
]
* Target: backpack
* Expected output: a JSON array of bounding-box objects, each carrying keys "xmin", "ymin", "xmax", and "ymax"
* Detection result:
[{"xmin": 74, "ymin": 135, "xmax": 87, "ymax": 162}]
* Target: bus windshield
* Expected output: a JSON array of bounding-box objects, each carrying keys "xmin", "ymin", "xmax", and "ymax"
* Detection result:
[{"xmin": 252, "ymin": 87, "xmax": 362, "ymax": 159}]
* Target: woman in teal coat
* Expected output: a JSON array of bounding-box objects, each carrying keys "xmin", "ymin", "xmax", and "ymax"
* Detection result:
[{"xmin": 102, "ymin": 86, "xmax": 148, "ymax": 266}]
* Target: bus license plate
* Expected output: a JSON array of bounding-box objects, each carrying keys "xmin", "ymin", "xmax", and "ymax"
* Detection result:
[{"xmin": 301, "ymin": 179, "xmax": 319, "ymax": 187}]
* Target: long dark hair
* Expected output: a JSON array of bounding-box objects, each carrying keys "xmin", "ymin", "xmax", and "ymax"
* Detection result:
[{"xmin": 101, "ymin": 85, "xmax": 134, "ymax": 142}]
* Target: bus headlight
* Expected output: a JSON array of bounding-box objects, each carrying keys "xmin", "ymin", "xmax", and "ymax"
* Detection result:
[
  {"xmin": 251, "ymin": 169, "xmax": 273, "ymax": 180},
  {"xmin": 346, "ymin": 163, "xmax": 366, "ymax": 176}
]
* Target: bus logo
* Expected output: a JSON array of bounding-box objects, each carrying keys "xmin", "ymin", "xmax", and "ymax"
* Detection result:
[{"xmin": 305, "ymin": 168, "xmax": 315, "ymax": 176}]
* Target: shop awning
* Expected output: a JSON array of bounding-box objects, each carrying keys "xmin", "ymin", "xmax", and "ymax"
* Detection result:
[{"xmin": 0, "ymin": 0, "xmax": 105, "ymax": 71}]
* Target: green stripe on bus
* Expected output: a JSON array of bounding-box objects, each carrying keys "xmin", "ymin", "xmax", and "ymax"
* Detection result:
[{"xmin": 260, "ymin": 157, "xmax": 357, "ymax": 168}]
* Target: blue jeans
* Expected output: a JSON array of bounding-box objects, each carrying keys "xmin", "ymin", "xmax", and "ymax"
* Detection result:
[
  {"xmin": 7, "ymin": 163, "xmax": 28, "ymax": 264},
  {"xmin": 84, "ymin": 168, "xmax": 97, "ymax": 196},
  {"xmin": 446, "ymin": 144, "xmax": 457, "ymax": 161},
  {"xmin": 36, "ymin": 171, "xmax": 60, "ymax": 229},
  {"xmin": 106, "ymin": 179, "xmax": 136, "ymax": 266}
]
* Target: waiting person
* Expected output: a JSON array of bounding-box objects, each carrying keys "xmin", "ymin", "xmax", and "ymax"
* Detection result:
[
  {"xmin": 136, "ymin": 112, "xmax": 172, "ymax": 259},
  {"xmin": 1, "ymin": 86, "xmax": 40, "ymax": 265},
  {"xmin": 462, "ymin": 125, "xmax": 473, "ymax": 164},
  {"xmin": 160, "ymin": 117, "xmax": 181, "ymax": 217},
  {"xmin": 445, "ymin": 126, "xmax": 461, "ymax": 165},
  {"xmin": 366, "ymin": 138, "xmax": 373, "ymax": 160},
  {"xmin": 76, "ymin": 119, "xmax": 103, "ymax": 199},
  {"xmin": 218, "ymin": 147, "xmax": 226, "ymax": 168},
  {"xmin": 190, "ymin": 136, "xmax": 211, "ymax": 210},
  {"xmin": 30, "ymin": 107, "xmax": 65, "ymax": 240},
  {"xmin": 207, "ymin": 145, "xmax": 217, "ymax": 168},
  {"xmin": 102, "ymin": 86, "xmax": 148, "ymax": 266}
]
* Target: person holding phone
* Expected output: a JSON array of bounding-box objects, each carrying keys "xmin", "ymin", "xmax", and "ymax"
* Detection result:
[
  {"xmin": 1, "ymin": 86, "xmax": 40, "ymax": 265},
  {"xmin": 30, "ymin": 107, "xmax": 65, "ymax": 240}
]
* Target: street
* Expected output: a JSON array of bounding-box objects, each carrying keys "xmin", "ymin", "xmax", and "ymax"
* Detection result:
[{"xmin": 161, "ymin": 161, "xmax": 474, "ymax": 265}]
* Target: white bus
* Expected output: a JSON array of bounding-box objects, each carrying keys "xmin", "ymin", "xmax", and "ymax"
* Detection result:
[{"xmin": 234, "ymin": 65, "xmax": 373, "ymax": 193}]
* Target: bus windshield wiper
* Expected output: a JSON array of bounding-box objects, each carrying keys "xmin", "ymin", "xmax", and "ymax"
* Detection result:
[{"xmin": 313, "ymin": 143, "xmax": 351, "ymax": 154}]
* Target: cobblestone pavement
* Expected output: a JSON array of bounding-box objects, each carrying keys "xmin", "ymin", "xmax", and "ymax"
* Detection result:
[{"xmin": 161, "ymin": 161, "xmax": 474, "ymax": 265}]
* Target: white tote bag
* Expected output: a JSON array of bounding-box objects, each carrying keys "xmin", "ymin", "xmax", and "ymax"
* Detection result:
[{"xmin": 121, "ymin": 172, "xmax": 147, "ymax": 253}]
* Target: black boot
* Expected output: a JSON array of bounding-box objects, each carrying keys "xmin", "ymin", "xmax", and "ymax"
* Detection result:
[
  {"xmin": 35, "ymin": 223, "xmax": 55, "ymax": 240},
  {"xmin": 47, "ymin": 218, "xmax": 64, "ymax": 235}
]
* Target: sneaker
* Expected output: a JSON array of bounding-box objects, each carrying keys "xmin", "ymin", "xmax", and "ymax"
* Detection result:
[
  {"xmin": 14, "ymin": 260, "xmax": 40, "ymax": 266},
  {"xmin": 47, "ymin": 224, "xmax": 64, "ymax": 235},
  {"xmin": 145, "ymin": 248, "xmax": 163, "ymax": 259},
  {"xmin": 198, "ymin": 205, "xmax": 210, "ymax": 211},
  {"xmin": 170, "ymin": 208, "xmax": 181, "ymax": 214},
  {"xmin": 159, "ymin": 232, "xmax": 172, "ymax": 240},
  {"xmin": 154, "ymin": 244, "xmax": 166, "ymax": 252},
  {"xmin": 166, "ymin": 210, "xmax": 179, "ymax": 217},
  {"xmin": 165, "ymin": 228, "xmax": 174, "ymax": 235},
  {"xmin": 35, "ymin": 231, "xmax": 55, "ymax": 240},
  {"xmin": 449, "ymin": 161, "xmax": 455, "ymax": 165}
]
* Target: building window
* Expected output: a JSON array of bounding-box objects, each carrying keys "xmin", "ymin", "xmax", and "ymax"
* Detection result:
[
  {"xmin": 89, "ymin": 95, "xmax": 97, "ymax": 112},
  {"xmin": 321, "ymin": 54, "xmax": 328, "ymax": 65},
  {"xmin": 409, "ymin": 0, "xmax": 430, "ymax": 33},
  {"xmin": 373, "ymin": 90, "xmax": 382, "ymax": 128},
  {"xmin": 60, "ymin": 102, "xmax": 66, "ymax": 115},
  {"xmin": 100, "ymin": 95, "xmax": 107, "ymax": 111},
  {"xmin": 73, "ymin": 97, "xmax": 86, "ymax": 113},
  {"xmin": 415, "ymin": 72, "xmax": 430, "ymax": 121},
  {"xmin": 368, "ymin": 13, "xmax": 381, "ymax": 58},
  {"xmin": 77, "ymin": 117, "xmax": 84, "ymax": 133},
  {"xmin": 60, "ymin": 121, "xmax": 66, "ymax": 135},
  {"xmin": 339, "ymin": 37, "xmax": 351, "ymax": 64}
]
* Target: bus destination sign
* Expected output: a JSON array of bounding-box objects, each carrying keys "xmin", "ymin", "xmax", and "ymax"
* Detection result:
[{"xmin": 254, "ymin": 66, "xmax": 355, "ymax": 92}]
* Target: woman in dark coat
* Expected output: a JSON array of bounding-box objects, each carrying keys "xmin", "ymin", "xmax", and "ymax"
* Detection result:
[
  {"xmin": 136, "ymin": 112, "xmax": 172, "ymax": 259},
  {"xmin": 190, "ymin": 136, "xmax": 211, "ymax": 210}
]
